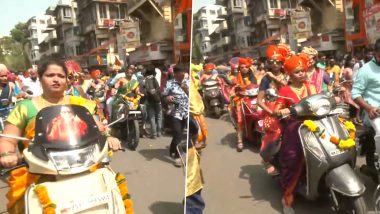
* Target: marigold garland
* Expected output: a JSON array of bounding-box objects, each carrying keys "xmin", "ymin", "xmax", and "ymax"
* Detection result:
[
  {"xmin": 115, "ymin": 172, "xmax": 134, "ymax": 214},
  {"xmin": 303, "ymin": 119, "xmax": 356, "ymax": 150},
  {"xmin": 303, "ymin": 120, "xmax": 319, "ymax": 132},
  {"xmin": 33, "ymin": 185, "xmax": 56, "ymax": 214}
]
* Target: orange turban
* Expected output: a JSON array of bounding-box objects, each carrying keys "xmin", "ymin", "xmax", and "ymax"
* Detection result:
[
  {"xmin": 204, "ymin": 63, "xmax": 216, "ymax": 71},
  {"xmin": 266, "ymin": 45, "xmax": 285, "ymax": 62},
  {"xmin": 298, "ymin": 53, "xmax": 312, "ymax": 71},
  {"xmin": 283, "ymin": 56, "xmax": 305, "ymax": 74},
  {"xmin": 90, "ymin": 69, "xmax": 101, "ymax": 78},
  {"xmin": 238, "ymin": 58, "xmax": 252, "ymax": 67},
  {"xmin": 277, "ymin": 44, "xmax": 291, "ymax": 59}
]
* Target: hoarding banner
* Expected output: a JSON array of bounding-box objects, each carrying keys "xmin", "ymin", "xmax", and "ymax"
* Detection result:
[
  {"xmin": 290, "ymin": 11, "xmax": 312, "ymax": 40},
  {"xmin": 365, "ymin": 3, "xmax": 380, "ymax": 44},
  {"xmin": 119, "ymin": 21, "xmax": 140, "ymax": 50}
]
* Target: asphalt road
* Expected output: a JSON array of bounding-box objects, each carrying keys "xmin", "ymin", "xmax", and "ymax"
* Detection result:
[
  {"xmin": 199, "ymin": 115, "xmax": 378, "ymax": 214},
  {"xmin": 0, "ymin": 133, "xmax": 185, "ymax": 214}
]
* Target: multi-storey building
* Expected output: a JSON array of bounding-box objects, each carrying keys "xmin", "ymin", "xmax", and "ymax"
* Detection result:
[
  {"xmin": 127, "ymin": 0, "xmax": 174, "ymax": 65},
  {"xmin": 193, "ymin": 5, "xmax": 225, "ymax": 57},
  {"xmin": 76, "ymin": 0, "xmax": 128, "ymax": 67},
  {"xmin": 299, "ymin": 0, "xmax": 345, "ymax": 56},
  {"xmin": 26, "ymin": 15, "xmax": 51, "ymax": 67}
]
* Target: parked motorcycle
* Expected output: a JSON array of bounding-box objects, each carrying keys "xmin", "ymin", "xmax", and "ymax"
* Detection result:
[
  {"xmin": 202, "ymin": 79, "xmax": 224, "ymax": 118},
  {"xmin": 267, "ymin": 89, "xmax": 367, "ymax": 213},
  {"xmin": 229, "ymin": 84, "xmax": 264, "ymax": 144},
  {"xmin": 111, "ymin": 93, "xmax": 141, "ymax": 150},
  {"xmin": 1, "ymin": 105, "xmax": 128, "ymax": 213}
]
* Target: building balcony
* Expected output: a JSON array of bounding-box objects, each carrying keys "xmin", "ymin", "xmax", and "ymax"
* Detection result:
[
  {"xmin": 45, "ymin": 31, "xmax": 57, "ymax": 42},
  {"xmin": 48, "ymin": 45, "xmax": 60, "ymax": 55},
  {"xmin": 228, "ymin": 6, "xmax": 244, "ymax": 14},
  {"xmin": 217, "ymin": 7, "xmax": 227, "ymax": 18},
  {"xmin": 128, "ymin": 0, "xmax": 164, "ymax": 19},
  {"xmin": 218, "ymin": 36, "xmax": 230, "ymax": 47},
  {"xmin": 216, "ymin": 20, "xmax": 228, "ymax": 33},
  {"xmin": 57, "ymin": 16, "xmax": 73, "ymax": 25},
  {"xmin": 47, "ymin": 17, "xmax": 57, "ymax": 27}
]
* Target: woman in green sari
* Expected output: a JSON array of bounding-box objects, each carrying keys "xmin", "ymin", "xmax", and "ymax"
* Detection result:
[
  {"xmin": 111, "ymin": 67, "xmax": 141, "ymax": 121},
  {"xmin": 0, "ymin": 60, "xmax": 123, "ymax": 213}
]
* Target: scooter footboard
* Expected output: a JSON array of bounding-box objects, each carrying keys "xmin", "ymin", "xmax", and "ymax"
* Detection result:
[
  {"xmin": 25, "ymin": 168, "xmax": 126, "ymax": 214},
  {"xmin": 325, "ymin": 164, "xmax": 365, "ymax": 196}
]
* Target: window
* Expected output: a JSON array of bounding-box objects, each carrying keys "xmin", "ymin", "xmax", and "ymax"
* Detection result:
[
  {"xmin": 40, "ymin": 19, "xmax": 46, "ymax": 24},
  {"xmin": 32, "ymin": 29, "xmax": 37, "ymax": 35},
  {"xmin": 247, "ymin": 36, "xmax": 254, "ymax": 46},
  {"xmin": 63, "ymin": 7, "xmax": 72, "ymax": 18},
  {"xmin": 269, "ymin": 0, "xmax": 278, "ymax": 8},
  {"xmin": 75, "ymin": 45, "xmax": 80, "ymax": 55},
  {"xmin": 31, "ymin": 19, "xmax": 36, "ymax": 24},
  {"xmin": 280, "ymin": 0, "xmax": 291, "ymax": 8},
  {"xmin": 210, "ymin": 10, "xmax": 216, "ymax": 15},
  {"xmin": 109, "ymin": 4, "xmax": 119, "ymax": 19},
  {"xmin": 120, "ymin": 5, "xmax": 127, "ymax": 19},
  {"xmin": 202, "ymin": 20, "xmax": 208, "ymax": 28},
  {"xmin": 99, "ymin": 3, "xmax": 107, "ymax": 19},
  {"xmin": 233, "ymin": 0, "xmax": 242, "ymax": 7}
]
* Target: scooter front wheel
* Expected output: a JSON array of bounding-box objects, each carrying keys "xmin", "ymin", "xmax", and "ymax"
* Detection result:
[
  {"xmin": 213, "ymin": 106, "xmax": 223, "ymax": 118},
  {"xmin": 335, "ymin": 194, "xmax": 366, "ymax": 214}
]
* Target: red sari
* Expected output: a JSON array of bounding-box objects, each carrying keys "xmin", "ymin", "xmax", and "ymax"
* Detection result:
[{"xmin": 276, "ymin": 83, "xmax": 316, "ymax": 207}]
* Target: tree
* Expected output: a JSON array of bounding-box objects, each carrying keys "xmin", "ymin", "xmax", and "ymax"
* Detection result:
[
  {"xmin": 10, "ymin": 22, "xmax": 28, "ymax": 44},
  {"xmin": 0, "ymin": 36, "xmax": 30, "ymax": 71}
]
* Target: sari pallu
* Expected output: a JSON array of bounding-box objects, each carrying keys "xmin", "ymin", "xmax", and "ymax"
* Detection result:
[{"xmin": 260, "ymin": 101, "xmax": 282, "ymax": 162}]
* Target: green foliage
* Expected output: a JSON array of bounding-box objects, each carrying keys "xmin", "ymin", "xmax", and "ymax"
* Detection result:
[
  {"xmin": 0, "ymin": 36, "xmax": 31, "ymax": 71},
  {"xmin": 10, "ymin": 22, "xmax": 28, "ymax": 44}
]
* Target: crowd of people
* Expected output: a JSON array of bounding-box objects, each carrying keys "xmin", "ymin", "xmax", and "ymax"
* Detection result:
[{"xmin": 189, "ymin": 39, "xmax": 380, "ymax": 213}]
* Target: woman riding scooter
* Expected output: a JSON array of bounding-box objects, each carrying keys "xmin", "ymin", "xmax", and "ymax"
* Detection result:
[{"xmin": 273, "ymin": 55, "xmax": 316, "ymax": 214}]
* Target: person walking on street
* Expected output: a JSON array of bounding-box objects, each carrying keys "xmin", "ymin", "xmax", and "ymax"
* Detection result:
[
  {"xmin": 162, "ymin": 64, "xmax": 189, "ymax": 167},
  {"xmin": 143, "ymin": 66, "xmax": 162, "ymax": 139}
]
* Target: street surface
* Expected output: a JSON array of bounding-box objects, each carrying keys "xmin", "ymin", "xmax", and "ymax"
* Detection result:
[
  {"xmin": 0, "ymin": 134, "xmax": 185, "ymax": 214},
  {"xmin": 200, "ymin": 115, "xmax": 378, "ymax": 214}
]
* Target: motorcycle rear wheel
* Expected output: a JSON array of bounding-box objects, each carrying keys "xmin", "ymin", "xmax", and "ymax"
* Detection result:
[{"xmin": 127, "ymin": 120, "xmax": 140, "ymax": 151}]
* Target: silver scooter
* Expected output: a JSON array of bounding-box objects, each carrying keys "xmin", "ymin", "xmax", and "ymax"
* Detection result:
[{"xmin": 267, "ymin": 89, "xmax": 366, "ymax": 213}]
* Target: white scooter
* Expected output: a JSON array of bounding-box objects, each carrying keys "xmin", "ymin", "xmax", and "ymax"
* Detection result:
[{"xmin": 1, "ymin": 104, "xmax": 130, "ymax": 213}]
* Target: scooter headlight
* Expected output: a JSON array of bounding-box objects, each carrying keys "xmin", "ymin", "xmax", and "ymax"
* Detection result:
[
  {"xmin": 309, "ymin": 97, "xmax": 331, "ymax": 116},
  {"xmin": 303, "ymin": 130, "xmax": 325, "ymax": 160},
  {"xmin": 48, "ymin": 144, "xmax": 99, "ymax": 173}
]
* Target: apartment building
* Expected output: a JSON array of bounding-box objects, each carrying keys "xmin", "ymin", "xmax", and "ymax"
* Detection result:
[
  {"xmin": 76, "ymin": 0, "xmax": 128, "ymax": 67},
  {"xmin": 26, "ymin": 15, "xmax": 51, "ymax": 66},
  {"xmin": 127, "ymin": 0, "xmax": 174, "ymax": 64}
]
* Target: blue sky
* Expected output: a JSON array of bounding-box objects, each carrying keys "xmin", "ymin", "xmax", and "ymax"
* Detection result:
[
  {"xmin": 0, "ymin": 0, "xmax": 57, "ymax": 36},
  {"xmin": 193, "ymin": 0, "xmax": 216, "ymax": 13}
]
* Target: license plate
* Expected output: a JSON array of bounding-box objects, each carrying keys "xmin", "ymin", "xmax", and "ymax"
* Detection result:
[
  {"xmin": 330, "ymin": 149, "xmax": 345, "ymax": 156},
  {"xmin": 58, "ymin": 192, "xmax": 112, "ymax": 213}
]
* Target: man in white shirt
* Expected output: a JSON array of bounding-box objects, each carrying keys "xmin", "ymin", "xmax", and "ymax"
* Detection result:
[{"xmin": 22, "ymin": 69, "xmax": 42, "ymax": 97}]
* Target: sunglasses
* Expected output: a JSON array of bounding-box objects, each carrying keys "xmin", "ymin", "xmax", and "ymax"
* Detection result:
[{"xmin": 269, "ymin": 60, "xmax": 282, "ymax": 65}]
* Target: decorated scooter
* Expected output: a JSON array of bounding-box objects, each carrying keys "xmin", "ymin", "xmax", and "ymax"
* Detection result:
[
  {"xmin": 1, "ymin": 105, "xmax": 133, "ymax": 213},
  {"xmin": 267, "ymin": 89, "xmax": 366, "ymax": 213}
]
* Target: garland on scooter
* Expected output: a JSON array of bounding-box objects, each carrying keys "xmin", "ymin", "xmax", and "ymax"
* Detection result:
[
  {"xmin": 303, "ymin": 120, "xmax": 356, "ymax": 149},
  {"xmin": 33, "ymin": 185, "xmax": 56, "ymax": 214}
]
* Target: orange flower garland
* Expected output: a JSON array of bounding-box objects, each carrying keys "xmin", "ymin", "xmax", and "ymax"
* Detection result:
[
  {"xmin": 116, "ymin": 173, "xmax": 134, "ymax": 214},
  {"xmin": 33, "ymin": 185, "xmax": 56, "ymax": 214},
  {"xmin": 303, "ymin": 120, "xmax": 357, "ymax": 150}
]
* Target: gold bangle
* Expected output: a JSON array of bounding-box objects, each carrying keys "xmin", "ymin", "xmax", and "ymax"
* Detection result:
[{"xmin": 0, "ymin": 151, "xmax": 16, "ymax": 158}]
